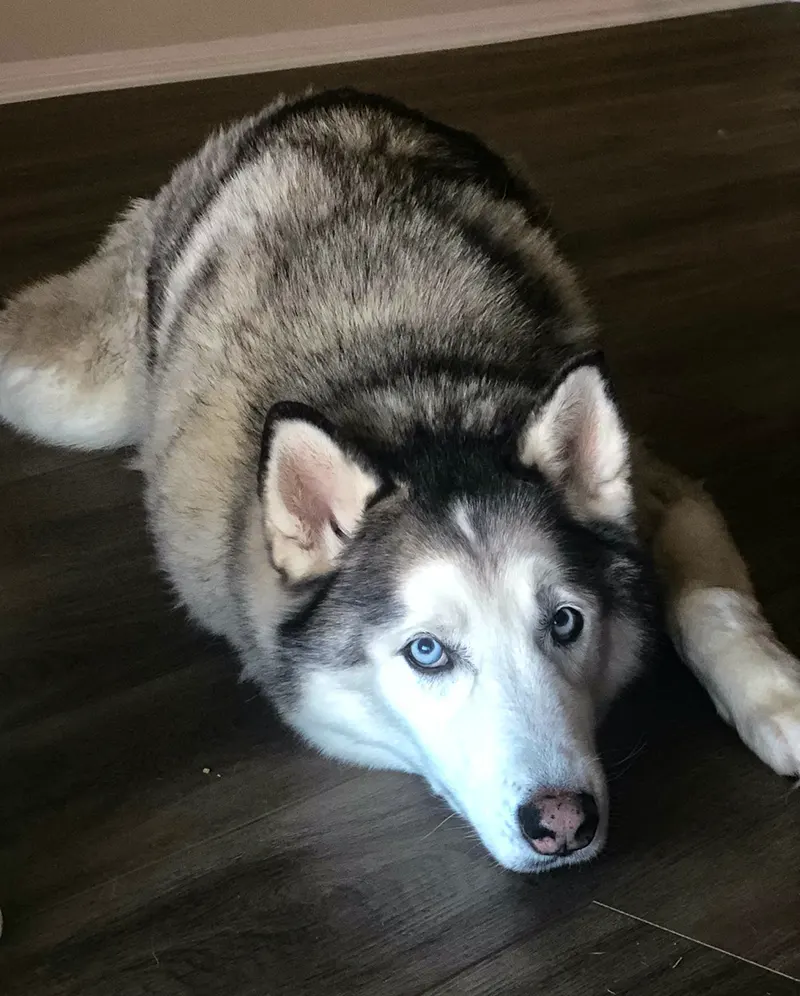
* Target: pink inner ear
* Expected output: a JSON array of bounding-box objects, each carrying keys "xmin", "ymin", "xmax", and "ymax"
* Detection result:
[{"xmin": 278, "ymin": 451, "xmax": 335, "ymax": 541}]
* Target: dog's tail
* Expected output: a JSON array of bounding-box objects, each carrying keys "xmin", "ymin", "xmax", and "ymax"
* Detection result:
[{"xmin": 0, "ymin": 198, "xmax": 153, "ymax": 450}]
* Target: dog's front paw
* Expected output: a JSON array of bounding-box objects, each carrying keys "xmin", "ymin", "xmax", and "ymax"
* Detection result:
[
  {"xmin": 679, "ymin": 589, "xmax": 800, "ymax": 778},
  {"xmin": 735, "ymin": 691, "xmax": 800, "ymax": 778},
  {"xmin": 721, "ymin": 634, "xmax": 800, "ymax": 778}
]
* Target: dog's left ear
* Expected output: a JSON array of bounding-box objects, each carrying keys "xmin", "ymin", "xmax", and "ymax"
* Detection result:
[
  {"xmin": 517, "ymin": 353, "xmax": 633, "ymax": 523},
  {"xmin": 258, "ymin": 403, "xmax": 383, "ymax": 583}
]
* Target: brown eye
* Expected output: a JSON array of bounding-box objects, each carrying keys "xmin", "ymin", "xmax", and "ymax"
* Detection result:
[{"xmin": 550, "ymin": 606, "xmax": 584, "ymax": 645}]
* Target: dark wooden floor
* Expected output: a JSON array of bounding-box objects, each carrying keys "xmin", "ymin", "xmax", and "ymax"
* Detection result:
[{"xmin": 2, "ymin": 6, "xmax": 800, "ymax": 994}]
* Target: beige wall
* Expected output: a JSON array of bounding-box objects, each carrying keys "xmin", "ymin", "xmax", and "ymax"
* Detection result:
[{"xmin": 2, "ymin": 0, "xmax": 523, "ymax": 62}]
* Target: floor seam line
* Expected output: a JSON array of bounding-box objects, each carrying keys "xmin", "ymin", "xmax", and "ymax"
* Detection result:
[{"xmin": 592, "ymin": 900, "xmax": 800, "ymax": 983}]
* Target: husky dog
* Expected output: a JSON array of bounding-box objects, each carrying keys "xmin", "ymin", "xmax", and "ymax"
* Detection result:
[{"xmin": 2, "ymin": 89, "xmax": 798, "ymax": 872}]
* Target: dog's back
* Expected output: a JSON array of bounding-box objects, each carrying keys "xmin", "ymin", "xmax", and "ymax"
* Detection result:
[{"xmin": 149, "ymin": 89, "xmax": 594, "ymax": 405}]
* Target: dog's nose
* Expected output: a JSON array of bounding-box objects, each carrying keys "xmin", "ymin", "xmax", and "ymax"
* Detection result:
[{"xmin": 518, "ymin": 791, "xmax": 599, "ymax": 856}]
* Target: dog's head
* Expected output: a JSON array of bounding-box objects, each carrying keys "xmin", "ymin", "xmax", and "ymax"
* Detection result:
[{"xmin": 255, "ymin": 355, "xmax": 655, "ymax": 872}]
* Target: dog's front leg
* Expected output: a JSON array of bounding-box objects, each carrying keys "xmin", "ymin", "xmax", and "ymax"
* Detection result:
[{"xmin": 634, "ymin": 444, "xmax": 800, "ymax": 777}]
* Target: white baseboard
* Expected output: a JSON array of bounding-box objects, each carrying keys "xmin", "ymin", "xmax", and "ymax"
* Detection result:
[{"xmin": 0, "ymin": 0, "xmax": 775, "ymax": 105}]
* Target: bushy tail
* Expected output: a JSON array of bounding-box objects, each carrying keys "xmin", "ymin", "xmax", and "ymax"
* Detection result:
[{"xmin": 0, "ymin": 198, "xmax": 153, "ymax": 450}]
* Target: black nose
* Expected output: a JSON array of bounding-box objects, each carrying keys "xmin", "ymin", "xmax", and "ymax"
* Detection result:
[{"xmin": 518, "ymin": 790, "xmax": 600, "ymax": 856}]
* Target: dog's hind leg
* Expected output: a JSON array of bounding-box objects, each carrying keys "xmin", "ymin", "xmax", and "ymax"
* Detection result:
[
  {"xmin": 635, "ymin": 445, "xmax": 800, "ymax": 777},
  {"xmin": 0, "ymin": 198, "xmax": 153, "ymax": 450}
]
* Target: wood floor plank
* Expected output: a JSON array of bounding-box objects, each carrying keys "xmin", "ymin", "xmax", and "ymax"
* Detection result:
[
  {"xmin": 2, "ymin": 775, "xmax": 598, "ymax": 995},
  {"xmin": 1, "ymin": 5, "xmax": 799, "ymax": 994}
]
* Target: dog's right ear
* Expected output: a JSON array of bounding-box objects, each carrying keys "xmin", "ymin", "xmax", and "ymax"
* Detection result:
[{"xmin": 258, "ymin": 403, "xmax": 383, "ymax": 583}]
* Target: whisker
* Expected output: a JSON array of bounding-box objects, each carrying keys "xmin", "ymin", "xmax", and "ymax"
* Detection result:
[
  {"xmin": 606, "ymin": 739, "xmax": 648, "ymax": 770},
  {"xmin": 604, "ymin": 741, "xmax": 649, "ymax": 781},
  {"xmin": 421, "ymin": 812, "xmax": 458, "ymax": 839}
]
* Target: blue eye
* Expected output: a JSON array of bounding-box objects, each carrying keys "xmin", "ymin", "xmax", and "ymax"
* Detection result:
[{"xmin": 403, "ymin": 635, "xmax": 449, "ymax": 671}]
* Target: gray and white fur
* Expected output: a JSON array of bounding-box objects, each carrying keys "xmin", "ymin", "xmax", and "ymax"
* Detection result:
[{"xmin": 2, "ymin": 89, "xmax": 799, "ymax": 872}]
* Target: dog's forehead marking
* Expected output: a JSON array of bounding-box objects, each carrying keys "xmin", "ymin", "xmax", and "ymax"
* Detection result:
[
  {"xmin": 400, "ymin": 559, "xmax": 476, "ymax": 624},
  {"xmin": 452, "ymin": 501, "xmax": 479, "ymax": 549},
  {"xmin": 449, "ymin": 497, "xmax": 565, "ymax": 564},
  {"xmin": 399, "ymin": 551, "xmax": 555, "ymax": 630},
  {"xmin": 399, "ymin": 501, "xmax": 574, "ymax": 629}
]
